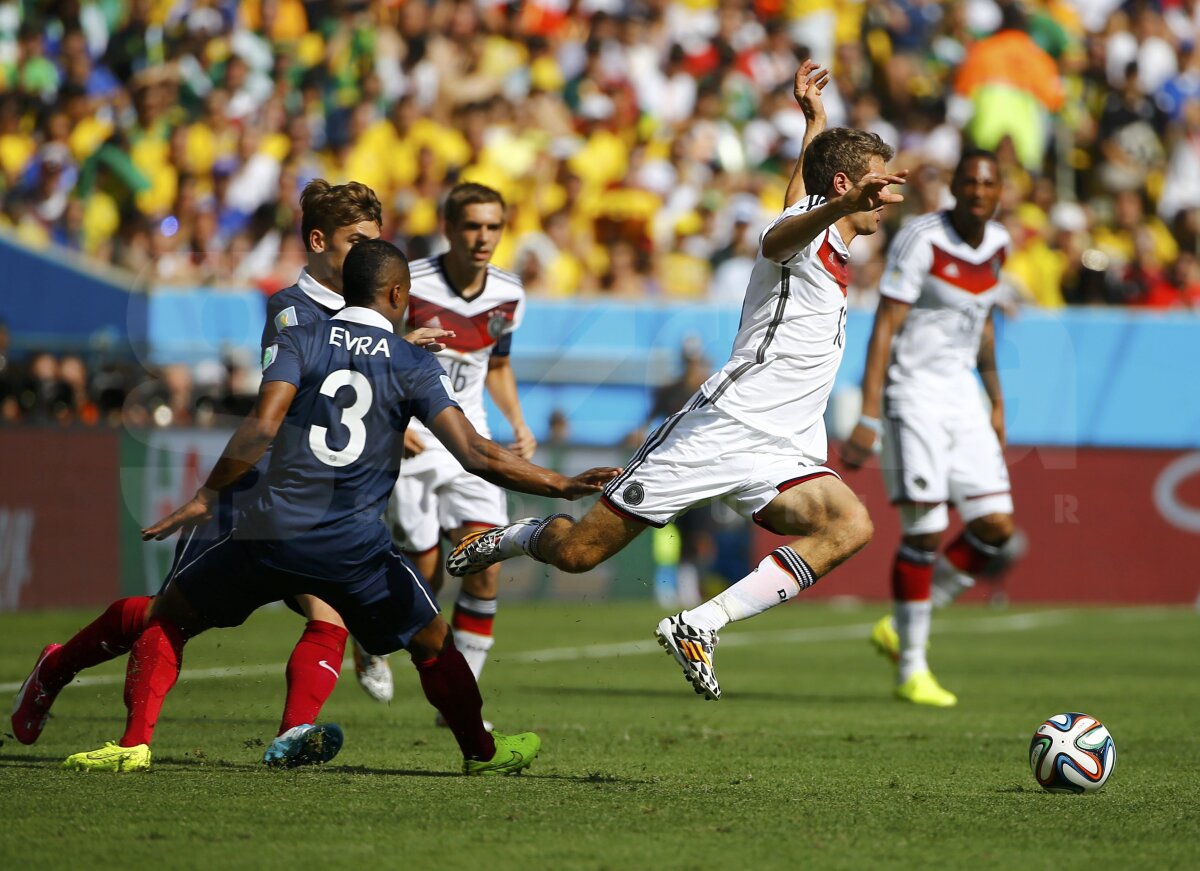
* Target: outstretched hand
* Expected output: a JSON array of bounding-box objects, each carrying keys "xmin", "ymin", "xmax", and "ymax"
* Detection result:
[
  {"xmin": 405, "ymin": 328, "xmax": 456, "ymax": 354},
  {"xmin": 142, "ymin": 490, "xmax": 216, "ymax": 541},
  {"xmin": 794, "ymin": 60, "xmax": 830, "ymax": 126},
  {"xmin": 841, "ymin": 170, "xmax": 908, "ymax": 214},
  {"xmin": 562, "ymin": 466, "xmax": 623, "ymax": 500}
]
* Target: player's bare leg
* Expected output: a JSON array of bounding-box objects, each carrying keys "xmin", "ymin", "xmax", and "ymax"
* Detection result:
[
  {"xmin": 407, "ymin": 616, "xmax": 539, "ymax": 775},
  {"xmin": 657, "ymin": 476, "xmax": 873, "ymax": 699},
  {"xmin": 447, "ymin": 501, "xmax": 646, "ymax": 577}
]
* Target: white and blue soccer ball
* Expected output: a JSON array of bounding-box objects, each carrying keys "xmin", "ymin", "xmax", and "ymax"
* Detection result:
[{"xmin": 1029, "ymin": 712, "xmax": 1116, "ymax": 794}]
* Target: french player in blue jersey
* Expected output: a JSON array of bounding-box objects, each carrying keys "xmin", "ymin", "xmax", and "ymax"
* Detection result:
[
  {"xmin": 11, "ymin": 180, "xmax": 450, "ymax": 767},
  {"xmin": 47, "ymin": 240, "xmax": 619, "ymax": 774}
]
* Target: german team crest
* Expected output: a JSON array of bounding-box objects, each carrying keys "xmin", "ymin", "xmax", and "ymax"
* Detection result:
[
  {"xmin": 487, "ymin": 310, "xmax": 512, "ymax": 339},
  {"xmin": 274, "ymin": 306, "xmax": 298, "ymax": 332},
  {"xmin": 623, "ymin": 482, "xmax": 645, "ymax": 506}
]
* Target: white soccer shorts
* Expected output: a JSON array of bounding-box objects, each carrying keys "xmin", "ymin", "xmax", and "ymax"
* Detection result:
[
  {"xmin": 389, "ymin": 446, "xmax": 509, "ymax": 553},
  {"xmin": 602, "ymin": 394, "xmax": 837, "ymax": 529},
  {"xmin": 881, "ymin": 399, "xmax": 1013, "ymax": 534}
]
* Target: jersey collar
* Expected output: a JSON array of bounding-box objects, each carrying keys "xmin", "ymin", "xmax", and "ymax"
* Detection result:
[
  {"xmin": 332, "ymin": 306, "xmax": 395, "ymax": 333},
  {"xmin": 296, "ymin": 268, "xmax": 346, "ymax": 310}
]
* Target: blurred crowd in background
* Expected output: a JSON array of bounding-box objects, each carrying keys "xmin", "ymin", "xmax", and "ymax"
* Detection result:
[
  {"xmin": 2, "ymin": 0, "xmax": 1200, "ymax": 310},
  {"xmin": 6, "ymin": 0, "xmax": 1200, "ymax": 427}
]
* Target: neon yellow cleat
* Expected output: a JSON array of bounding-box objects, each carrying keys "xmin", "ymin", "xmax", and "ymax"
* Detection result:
[
  {"xmin": 869, "ymin": 614, "xmax": 899, "ymax": 663},
  {"xmin": 895, "ymin": 670, "xmax": 957, "ymax": 707},
  {"xmin": 62, "ymin": 741, "xmax": 152, "ymax": 772},
  {"xmin": 463, "ymin": 731, "xmax": 540, "ymax": 776}
]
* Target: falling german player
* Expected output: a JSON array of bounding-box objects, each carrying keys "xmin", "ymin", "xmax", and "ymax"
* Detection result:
[
  {"xmin": 841, "ymin": 150, "xmax": 1017, "ymax": 707},
  {"xmin": 446, "ymin": 107, "xmax": 907, "ymax": 699},
  {"xmin": 13, "ymin": 239, "xmax": 617, "ymax": 773}
]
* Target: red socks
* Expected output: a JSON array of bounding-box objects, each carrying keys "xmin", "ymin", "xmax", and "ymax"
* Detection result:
[
  {"xmin": 944, "ymin": 530, "xmax": 999, "ymax": 577},
  {"xmin": 42, "ymin": 596, "xmax": 153, "ymax": 691},
  {"xmin": 451, "ymin": 593, "xmax": 496, "ymax": 638},
  {"xmin": 892, "ymin": 544, "xmax": 936, "ymax": 601},
  {"xmin": 120, "ymin": 618, "xmax": 186, "ymax": 747},
  {"xmin": 415, "ymin": 643, "xmax": 496, "ymax": 761},
  {"xmin": 278, "ymin": 620, "xmax": 348, "ymax": 735}
]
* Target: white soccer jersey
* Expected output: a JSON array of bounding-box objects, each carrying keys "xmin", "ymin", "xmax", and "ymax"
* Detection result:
[
  {"xmin": 404, "ymin": 257, "xmax": 525, "ymax": 442},
  {"xmin": 880, "ymin": 212, "xmax": 1010, "ymax": 410},
  {"xmin": 701, "ymin": 194, "xmax": 850, "ymax": 461}
]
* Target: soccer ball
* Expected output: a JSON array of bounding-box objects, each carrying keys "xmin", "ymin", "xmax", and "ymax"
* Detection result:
[{"xmin": 1028, "ymin": 712, "xmax": 1116, "ymax": 794}]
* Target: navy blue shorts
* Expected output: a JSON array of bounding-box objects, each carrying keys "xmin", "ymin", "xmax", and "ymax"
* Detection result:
[{"xmin": 168, "ymin": 531, "xmax": 440, "ymax": 656}]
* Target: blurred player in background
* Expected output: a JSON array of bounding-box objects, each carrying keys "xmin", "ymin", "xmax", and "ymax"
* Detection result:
[
  {"xmin": 19, "ymin": 240, "xmax": 616, "ymax": 774},
  {"xmin": 11, "ymin": 180, "xmax": 446, "ymax": 764},
  {"xmin": 841, "ymin": 150, "xmax": 1017, "ymax": 707},
  {"xmin": 446, "ymin": 67, "xmax": 908, "ymax": 702},
  {"xmin": 354, "ymin": 184, "xmax": 532, "ymax": 725}
]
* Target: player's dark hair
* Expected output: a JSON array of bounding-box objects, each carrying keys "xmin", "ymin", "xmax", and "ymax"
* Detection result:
[
  {"xmin": 802, "ymin": 128, "xmax": 896, "ymax": 198},
  {"xmin": 300, "ymin": 179, "xmax": 383, "ymax": 251},
  {"xmin": 953, "ymin": 148, "xmax": 1000, "ymax": 181},
  {"xmin": 443, "ymin": 182, "xmax": 506, "ymax": 227},
  {"xmin": 341, "ymin": 239, "xmax": 409, "ymax": 308}
]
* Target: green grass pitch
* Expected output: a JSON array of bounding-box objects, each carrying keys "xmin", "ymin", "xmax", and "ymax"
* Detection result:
[{"xmin": 1, "ymin": 601, "xmax": 1196, "ymax": 870}]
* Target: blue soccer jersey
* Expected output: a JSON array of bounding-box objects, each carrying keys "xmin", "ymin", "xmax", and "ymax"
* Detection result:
[
  {"xmin": 261, "ymin": 269, "xmax": 345, "ymax": 355},
  {"xmin": 246, "ymin": 306, "xmax": 459, "ymax": 581}
]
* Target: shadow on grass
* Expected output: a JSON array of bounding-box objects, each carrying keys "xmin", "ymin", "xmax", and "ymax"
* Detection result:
[{"xmin": 514, "ymin": 684, "xmax": 883, "ymax": 704}]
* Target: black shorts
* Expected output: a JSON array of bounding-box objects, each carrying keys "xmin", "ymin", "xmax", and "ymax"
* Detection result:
[{"xmin": 167, "ymin": 530, "xmax": 440, "ymax": 656}]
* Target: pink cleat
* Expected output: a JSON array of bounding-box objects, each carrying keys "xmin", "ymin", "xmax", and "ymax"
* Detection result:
[{"xmin": 11, "ymin": 643, "xmax": 63, "ymax": 745}]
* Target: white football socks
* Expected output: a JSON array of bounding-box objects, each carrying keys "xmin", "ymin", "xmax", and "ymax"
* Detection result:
[
  {"xmin": 454, "ymin": 629, "xmax": 494, "ymax": 681},
  {"xmin": 895, "ymin": 599, "xmax": 933, "ymax": 683},
  {"xmin": 930, "ymin": 555, "xmax": 975, "ymax": 608},
  {"xmin": 683, "ymin": 547, "xmax": 817, "ymax": 633}
]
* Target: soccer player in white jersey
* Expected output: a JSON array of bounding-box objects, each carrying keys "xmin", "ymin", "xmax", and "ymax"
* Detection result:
[
  {"xmin": 841, "ymin": 150, "xmax": 1016, "ymax": 708},
  {"xmin": 353, "ymin": 183, "xmax": 533, "ymax": 711},
  {"xmin": 445, "ymin": 125, "xmax": 908, "ymax": 701}
]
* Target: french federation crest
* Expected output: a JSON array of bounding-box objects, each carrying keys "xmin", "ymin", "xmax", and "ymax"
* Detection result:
[{"xmin": 274, "ymin": 306, "xmax": 298, "ymax": 332}]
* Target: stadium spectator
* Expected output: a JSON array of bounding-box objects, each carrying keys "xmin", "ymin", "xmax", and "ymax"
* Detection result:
[{"xmin": 0, "ymin": 0, "xmax": 1199, "ymax": 311}]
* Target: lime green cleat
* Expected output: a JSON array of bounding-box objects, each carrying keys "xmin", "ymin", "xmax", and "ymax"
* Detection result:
[
  {"xmin": 869, "ymin": 614, "xmax": 899, "ymax": 663},
  {"xmin": 895, "ymin": 670, "xmax": 957, "ymax": 707},
  {"xmin": 62, "ymin": 741, "xmax": 152, "ymax": 772},
  {"xmin": 463, "ymin": 731, "xmax": 541, "ymax": 776}
]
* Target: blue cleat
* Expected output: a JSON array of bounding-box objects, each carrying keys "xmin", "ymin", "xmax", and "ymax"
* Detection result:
[{"xmin": 262, "ymin": 723, "xmax": 344, "ymax": 768}]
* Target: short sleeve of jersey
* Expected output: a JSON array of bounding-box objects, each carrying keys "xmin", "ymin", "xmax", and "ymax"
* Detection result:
[
  {"xmin": 404, "ymin": 353, "xmax": 461, "ymax": 425},
  {"xmin": 262, "ymin": 295, "xmax": 302, "ymax": 353},
  {"xmin": 490, "ymin": 294, "xmax": 524, "ymax": 358},
  {"xmin": 261, "ymin": 327, "xmax": 303, "ymax": 388},
  {"xmin": 758, "ymin": 195, "xmax": 827, "ymax": 266},
  {"xmin": 878, "ymin": 221, "xmax": 935, "ymax": 304}
]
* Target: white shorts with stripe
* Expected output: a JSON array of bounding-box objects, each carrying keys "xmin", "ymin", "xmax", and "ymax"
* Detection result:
[
  {"xmin": 880, "ymin": 397, "xmax": 1013, "ymax": 533},
  {"xmin": 388, "ymin": 445, "xmax": 509, "ymax": 553},
  {"xmin": 602, "ymin": 392, "xmax": 837, "ymax": 529}
]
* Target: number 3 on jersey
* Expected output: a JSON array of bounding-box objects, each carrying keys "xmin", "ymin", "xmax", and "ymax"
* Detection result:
[{"xmin": 310, "ymin": 369, "xmax": 372, "ymax": 467}]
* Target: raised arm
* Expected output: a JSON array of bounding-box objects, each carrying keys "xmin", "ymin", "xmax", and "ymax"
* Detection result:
[
  {"xmin": 840, "ymin": 297, "xmax": 910, "ymax": 469},
  {"xmin": 977, "ymin": 313, "xmax": 1005, "ymax": 449},
  {"xmin": 762, "ymin": 171, "xmax": 907, "ymax": 264},
  {"xmin": 427, "ymin": 405, "xmax": 618, "ymax": 499},
  {"xmin": 784, "ymin": 62, "xmax": 830, "ymax": 208},
  {"xmin": 142, "ymin": 381, "xmax": 298, "ymax": 539}
]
